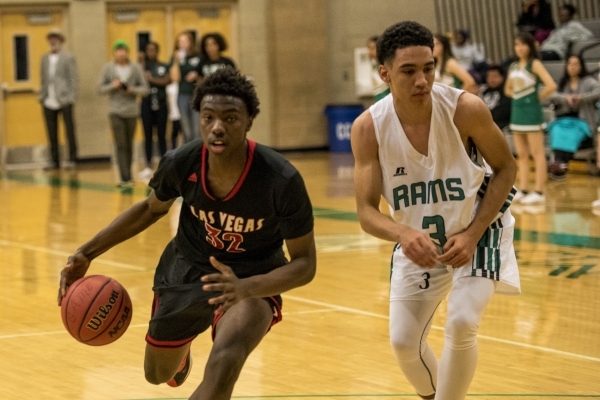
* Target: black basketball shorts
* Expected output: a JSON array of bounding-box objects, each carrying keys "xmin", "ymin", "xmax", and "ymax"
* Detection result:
[{"xmin": 145, "ymin": 241, "xmax": 283, "ymax": 348}]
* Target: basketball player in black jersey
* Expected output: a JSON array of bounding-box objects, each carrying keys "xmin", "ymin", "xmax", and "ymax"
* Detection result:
[{"xmin": 58, "ymin": 67, "xmax": 317, "ymax": 400}]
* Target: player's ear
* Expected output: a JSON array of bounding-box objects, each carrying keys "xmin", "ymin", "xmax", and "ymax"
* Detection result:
[
  {"xmin": 246, "ymin": 118, "xmax": 253, "ymax": 132},
  {"xmin": 379, "ymin": 64, "xmax": 390, "ymax": 84}
]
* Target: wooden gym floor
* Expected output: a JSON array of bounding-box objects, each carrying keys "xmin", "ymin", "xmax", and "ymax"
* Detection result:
[{"xmin": 0, "ymin": 152, "xmax": 599, "ymax": 399}]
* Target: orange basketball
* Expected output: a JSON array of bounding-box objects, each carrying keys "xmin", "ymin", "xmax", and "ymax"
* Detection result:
[{"xmin": 61, "ymin": 275, "xmax": 133, "ymax": 346}]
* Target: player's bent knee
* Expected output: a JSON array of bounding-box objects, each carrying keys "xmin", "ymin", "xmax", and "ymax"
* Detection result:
[
  {"xmin": 205, "ymin": 347, "xmax": 246, "ymax": 384},
  {"xmin": 444, "ymin": 315, "xmax": 479, "ymax": 349},
  {"xmin": 390, "ymin": 336, "xmax": 420, "ymax": 361}
]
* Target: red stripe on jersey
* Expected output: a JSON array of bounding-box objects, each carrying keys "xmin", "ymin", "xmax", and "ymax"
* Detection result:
[
  {"xmin": 200, "ymin": 144, "xmax": 216, "ymax": 201},
  {"xmin": 200, "ymin": 140, "xmax": 256, "ymax": 201},
  {"xmin": 223, "ymin": 140, "xmax": 255, "ymax": 201}
]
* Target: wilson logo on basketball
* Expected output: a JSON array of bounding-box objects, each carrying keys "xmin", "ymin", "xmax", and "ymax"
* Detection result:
[
  {"xmin": 108, "ymin": 306, "xmax": 131, "ymax": 337},
  {"xmin": 86, "ymin": 290, "xmax": 119, "ymax": 331}
]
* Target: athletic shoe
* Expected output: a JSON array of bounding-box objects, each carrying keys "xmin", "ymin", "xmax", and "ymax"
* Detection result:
[
  {"xmin": 520, "ymin": 192, "xmax": 545, "ymax": 205},
  {"xmin": 167, "ymin": 350, "xmax": 192, "ymax": 387},
  {"xmin": 512, "ymin": 190, "xmax": 526, "ymax": 203},
  {"xmin": 117, "ymin": 181, "xmax": 134, "ymax": 188},
  {"xmin": 138, "ymin": 167, "xmax": 153, "ymax": 180},
  {"xmin": 549, "ymin": 170, "xmax": 566, "ymax": 181}
]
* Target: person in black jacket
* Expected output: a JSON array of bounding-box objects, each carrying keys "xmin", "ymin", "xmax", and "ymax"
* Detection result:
[
  {"xmin": 517, "ymin": 0, "xmax": 555, "ymax": 44},
  {"xmin": 479, "ymin": 65, "xmax": 511, "ymax": 132}
]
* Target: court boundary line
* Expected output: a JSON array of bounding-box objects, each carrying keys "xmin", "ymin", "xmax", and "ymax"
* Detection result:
[
  {"xmin": 126, "ymin": 394, "xmax": 600, "ymax": 399},
  {"xmin": 284, "ymin": 295, "xmax": 600, "ymax": 363},
  {"xmin": 0, "ymin": 239, "xmax": 148, "ymax": 271}
]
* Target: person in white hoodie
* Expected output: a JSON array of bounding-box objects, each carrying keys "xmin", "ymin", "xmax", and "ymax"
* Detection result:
[{"xmin": 540, "ymin": 4, "xmax": 593, "ymax": 60}]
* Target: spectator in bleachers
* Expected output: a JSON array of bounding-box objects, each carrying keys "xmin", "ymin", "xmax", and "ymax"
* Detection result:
[
  {"xmin": 433, "ymin": 34, "xmax": 476, "ymax": 94},
  {"xmin": 451, "ymin": 29, "xmax": 488, "ymax": 84},
  {"xmin": 506, "ymin": 32, "xmax": 557, "ymax": 204},
  {"xmin": 540, "ymin": 4, "xmax": 593, "ymax": 61},
  {"xmin": 547, "ymin": 55, "xmax": 600, "ymax": 179},
  {"xmin": 517, "ymin": 0, "xmax": 555, "ymax": 44},
  {"xmin": 479, "ymin": 65, "xmax": 511, "ymax": 132}
]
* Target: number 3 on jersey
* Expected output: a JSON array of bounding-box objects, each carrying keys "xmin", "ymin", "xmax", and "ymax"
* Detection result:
[{"xmin": 422, "ymin": 215, "xmax": 447, "ymax": 247}]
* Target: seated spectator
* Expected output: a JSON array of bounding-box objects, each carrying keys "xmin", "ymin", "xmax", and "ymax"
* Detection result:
[
  {"xmin": 540, "ymin": 4, "xmax": 593, "ymax": 61},
  {"xmin": 547, "ymin": 55, "xmax": 600, "ymax": 180},
  {"xmin": 517, "ymin": 0, "xmax": 555, "ymax": 44},
  {"xmin": 451, "ymin": 29, "xmax": 487, "ymax": 83},
  {"xmin": 479, "ymin": 65, "xmax": 511, "ymax": 132},
  {"xmin": 433, "ymin": 34, "xmax": 476, "ymax": 94}
]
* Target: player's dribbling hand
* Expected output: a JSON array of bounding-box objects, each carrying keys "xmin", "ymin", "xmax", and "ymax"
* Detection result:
[
  {"xmin": 58, "ymin": 251, "xmax": 91, "ymax": 306},
  {"xmin": 399, "ymin": 228, "xmax": 439, "ymax": 268},
  {"xmin": 201, "ymin": 256, "xmax": 249, "ymax": 314}
]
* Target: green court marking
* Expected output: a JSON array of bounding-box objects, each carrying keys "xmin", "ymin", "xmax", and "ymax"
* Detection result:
[
  {"xmin": 126, "ymin": 394, "xmax": 600, "ymax": 399},
  {"xmin": 566, "ymin": 264, "xmax": 596, "ymax": 279},
  {"xmin": 549, "ymin": 265, "xmax": 571, "ymax": 276},
  {"xmin": 3, "ymin": 171, "xmax": 600, "ymax": 250}
]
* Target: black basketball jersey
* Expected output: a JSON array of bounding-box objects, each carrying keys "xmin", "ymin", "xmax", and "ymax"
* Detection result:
[{"xmin": 149, "ymin": 139, "xmax": 314, "ymax": 278}]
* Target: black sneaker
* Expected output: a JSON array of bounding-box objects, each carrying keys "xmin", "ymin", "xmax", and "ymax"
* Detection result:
[{"xmin": 167, "ymin": 350, "xmax": 192, "ymax": 387}]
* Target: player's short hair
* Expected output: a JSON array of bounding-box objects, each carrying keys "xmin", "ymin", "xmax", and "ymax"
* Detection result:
[
  {"xmin": 377, "ymin": 21, "xmax": 434, "ymax": 65},
  {"xmin": 192, "ymin": 67, "xmax": 260, "ymax": 119}
]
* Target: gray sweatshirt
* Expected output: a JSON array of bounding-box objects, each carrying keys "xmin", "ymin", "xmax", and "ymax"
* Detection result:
[{"xmin": 97, "ymin": 61, "xmax": 149, "ymax": 117}]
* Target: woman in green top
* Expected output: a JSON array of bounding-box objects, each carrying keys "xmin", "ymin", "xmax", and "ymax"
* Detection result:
[
  {"xmin": 170, "ymin": 31, "xmax": 201, "ymax": 143},
  {"xmin": 505, "ymin": 32, "xmax": 556, "ymax": 205}
]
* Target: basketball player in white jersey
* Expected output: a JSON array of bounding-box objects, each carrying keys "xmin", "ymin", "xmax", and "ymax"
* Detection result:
[{"xmin": 351, "ymin": 21, "xmax": 520, "ymax": 400}]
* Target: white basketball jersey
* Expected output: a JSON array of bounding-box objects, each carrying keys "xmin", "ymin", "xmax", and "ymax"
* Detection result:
[{"xmin": 370, "ymin": 83, "xmax": 485, "ymax": 244}]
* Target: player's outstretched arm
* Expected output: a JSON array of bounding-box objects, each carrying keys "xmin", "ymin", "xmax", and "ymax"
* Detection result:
[
  {"xmin": 58, "ymin": 191, "xmax": 175, "ymax": 304},
  {"xmin": 202, "ymin": 231, "xmax": 317, "ymax": 313},
  {"xmin": 351, "ymin": 110, "xmax": 438, "ymax": 268}
]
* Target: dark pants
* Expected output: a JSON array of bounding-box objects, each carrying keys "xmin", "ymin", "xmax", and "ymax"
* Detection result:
[
  {"xmin": 109, "ymin": 114, "xmax": 137, "ymax": 182},
  {"xmin": 171, "ymin": 120, "xmax": 182, "ymax": 149},
  {"xmin": 43, "ymin": 104, "xmax": 77, "ymax": 167},
  {"xmin": 540, "ymin": 50, "xmax": 561, "ymax": 61},
  {"xmin": 141, "ymin": 98, "xmax": 168, "ymax": 166}
]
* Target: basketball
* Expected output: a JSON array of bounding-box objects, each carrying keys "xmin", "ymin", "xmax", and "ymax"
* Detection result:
[{"xmin": 61, "ymin": 275, "xmax": 133, "ymax": 346}]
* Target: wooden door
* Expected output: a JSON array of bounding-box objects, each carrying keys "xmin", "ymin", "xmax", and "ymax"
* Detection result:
[{"xmin": 1, "ymin": 11, "xmax": 63, "ymax": 148}]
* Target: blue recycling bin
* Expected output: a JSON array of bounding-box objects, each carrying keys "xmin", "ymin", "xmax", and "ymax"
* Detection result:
[{"xmin": 324, "ymin": 104, "xmax": 364, "ymax": 153}]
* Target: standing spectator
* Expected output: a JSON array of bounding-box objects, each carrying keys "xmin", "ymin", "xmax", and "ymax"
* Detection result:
[
  {"xmin": 433, "ymin": 34, "xmax": 476, "ymax": 94},
  {"xmin": 166, "ymin": 82, "xmax": 183, "ymax": 149},
  {"xmin": 517, "ymin": 0, "xmax": 555, "ymax": 44},
  {"xmin": 540, "ymin": 4, "xmax": 593, "ymax": 61},
  {"xmin": 479, "ymin": 65, "xmax": 512, "ymax": 132},
  {"xmin": 139, "ymin": 42, "xmax": 171, "ymax": 180},
  {"xmin": 451, "ymin": 29, "xmax": 487, "ymax": 83},
  {"xmin": 97, "ymin": 40, "xmax": 149, "ymax": 188},
  {"xmin": 170, "ymin": 31, "xmax": 201, "ymax": 143},
  {"xmin": 547, "ymin": 55, "xmax": 600, "ymax": 180},
  {"xmin": 197, "ymin": 32, "xmax": 236, "ymax": 82},
  {"xmin": 505, "ymin": 32, "xmax": 557, "ymax": 204},
  {"xmin": 367, "ymin": 35, "xmax": 390, "ymax": 102},
  {"xmin": 40, "ymin": 29, "xmax": 78, "ymax": 170}
]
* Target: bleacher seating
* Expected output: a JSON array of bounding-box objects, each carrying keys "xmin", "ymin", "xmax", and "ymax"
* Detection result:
[
  {"xmin": 581, "ymin": 19, "xmax": 600, "ymax": 38},
  {"xmin": 581, "ymin": 43, "xmax": 600, "ymax": 62},
  {"xmin": 543, "ymin": 61, "xmax": 565, "ymax": 82},
  {"xmin": 570, "ymin": 39, "xmax": 600, "ymax": 58}
]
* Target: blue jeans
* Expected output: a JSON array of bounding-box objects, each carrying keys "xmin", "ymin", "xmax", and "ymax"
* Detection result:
[{"xmin": 177, "ymin": 94, "xmax": 199, "ymax": 143}]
